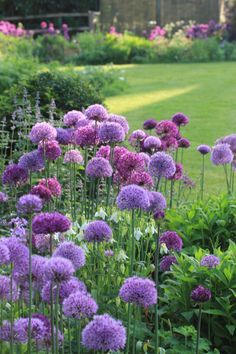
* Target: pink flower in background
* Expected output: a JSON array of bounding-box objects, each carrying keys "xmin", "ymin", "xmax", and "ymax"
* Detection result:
[
  {"xmin": 148, "ymin": 26, "xmax": 166, "ymax": 41},
  {"xmin": 40, "ymin": 21, "xmax": 47, "ymax": 29}
]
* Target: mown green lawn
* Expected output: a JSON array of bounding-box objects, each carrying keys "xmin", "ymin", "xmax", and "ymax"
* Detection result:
[{"xmin": 106, "ymin": 63, "xmax": 236, "ymax": 195}]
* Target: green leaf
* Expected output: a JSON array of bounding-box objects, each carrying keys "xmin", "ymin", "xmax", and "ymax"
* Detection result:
[
  {"xmin": 226, "ymin": 325, "xmax": 236, "ymax": 336},
  {"xmin": 202, "ymin": 309, "xmax": 227, "ymax": 316}
]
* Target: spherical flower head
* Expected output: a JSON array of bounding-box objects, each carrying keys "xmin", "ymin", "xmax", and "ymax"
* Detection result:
[
  {"xmin": 2, "ymin": 163, "xmax": 28, "ymax": 186},
  {"xmin": 84, "ymin": 104, "xmax": 109, "ymax": 122},
  {"xmin": 96, "ymin": 145, "xmax": 110, "ymax": 160},
  {"xmin": 160, "ymin": 255, "xmax": 177, "ymax": 271},
  {"xmin": 84, "ymin": 220, "xmax": 112, "ymax": 242},
  {"xmin": 75, "ymin": 125, "xmax": 98, "ymax": 147},
  {"xmin": 143, "ymin": 136, "xmax": 161, "ymax": 151},
  {"xmin": 161, "ymin": 136, "xmax": 178, "ymax": 151},
  {"xmin": 104, "ymin": 249, "xmax": 114, "ymax": 257},
  {"xmin": 191, "ymin": 285, "xmax": 211, "ymax": 303},
  {"xmin": 86, "ymin": 157, "xmax": 113, "ymax": 179},
  {"xmin": 0, "ymin": 191, "xmax": 8, "ymax": 203},
  {"xmin": 156, "ymin": 120, "xmax": 178, "ymax": 137},
  {"xmin": 171, "ymin": 112, "xmax": 189, "ymax": 126},
  {"xmin": 18, "ymin": 150, "xmax": 45, "ymax": 172},
  {"xmin": 109, "ymin": 114, "xmax": 129, "ymax": 134},
  {"xmin": 63, "ymin": 291, "xmax": 98, "ymax": 319},
  {"xmin": 149, "ymin": 152, "xmax": 176, "ymax": 179},
  {"xmin": 38, "ymin": 140, "xmax": 61, "ymax": 161},
  {"xmin": 0, "ymin": 243, "xmax": 10, "ymax": 265},
  {"xmin": 0, "ymin": 275, "xmax": 19, "ymax": 301},
  {"xmin": 29, "ymin": 122, "xmax": 57, "ymax": 144},
  {"xmin": 64, "ymin": 110, "xmax": 85, "ymax": 127},
  {"xmin": 148, "ymin": 191, "xmax": 166, "ymax": 213},
  {"xmin": 153, "ymin": 210, "xmax": 165, "ymax": 220},
  {"xmin": 31, "ymin": 255, "xmax": 48, "ymax": 288},
  {"xmin": 98, "ymin": 122, "xmax": 125, "ymax": 143},
  {"xmin": 44, "ymin": 256, "xmax": 74, "ymax": 282},
  {"xmin": 53, "ymin": 241, "xmax": 85, "ymax": 270},
  {"xmin": 211, "ymin": 144, "xmax": 233, "ymax": 165},
  {"xmin": 114, "ymin": 146, "xmax": 129, "ymax": 165},
  {"xmin": 159, "ymin": 231, "xmax": 183, "ymax": 252},
  {"xmin": 64, "ymin": 149, "xmax": 83, "ymax": 164},
  {"xmin": 0, "ymin": 321, "xmax": 12, "ymax": 342},
  {"xmin": 1, "ymin": 237, "xmax": 29, "ymax": 265},
  {"xmin": 119, "ymin": 276, "xmax": 157, "ymax": 307},
  {"xmin": 56, "ymin": 128, "xmax": 72, "ymax": 145},
  {"xmin": 168, "ymin": 163, "xmax": 183, "ymax": 181},
  {"xmin": 200, "ymin": 255, "xmax": 220, "ymax": 268},
  {"xmin": 39, "ymin": 177, "xmax": 62, "ymax": 197},
  {"xmin": 14, "ymin": 317, "xmax": 46, "ymax": 343},
  {"xmin": 127, "ymin": 171, "xmax": 153, "ymax": 188},
  {"xmin": 139, "ymin": 152, "xmax": 151, "ymax": 167},
  {"xmin": 75, "ymin": 118, "xmax": 91, "ymax": 128},
  {"xmin": 17, "ymin": 194, "xmax": 42, "ymax": 215},
  {"xmin": 178, "ymin": 138, "xmax": 190, "ymax": 148},
  {"xmin": 116, "ymin": 184, "xmax": 150, "ymax": 211},
  {"xmin": 197, "ymin": 144, "xmax": 211, "ymax": 155},
  {"xmin": 129, "ymin": 130, "xmax": 146, "ymax": 147},
  {"xmin": 217, "ymin": 134, "xmax": 236, "ymax": 153},
  {"xmin": 82, "ymin": 314, "xmax": 126, "ymax": 351},
  {"xmin": 32, "ymin": 212, "xmax": 71, "ymax": 234},
  {"xmin": 117, "ymin": 152, "xmax": 146, "ymax": 179},
  {"xmin": 143, "ymin": 119, "xmax": 157, "ymax": 130},
  {"xmin": 31, "ymin": 185, "xmax": 52, "ymax": 203}
]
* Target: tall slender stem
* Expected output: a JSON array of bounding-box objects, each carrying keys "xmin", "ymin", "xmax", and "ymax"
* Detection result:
[
  {"xmin": 10, "ymin": 263, "xmax": 14, "ymax": 354},
  {"xmin": 200, "ymin": 155, "xmax": 205, "ymax": 200},
  {"xmin": 50, "ymin": 235, "xmax": 55, "ymax": 354},
  {"xmin": 223, "ymin": 164, "xmax": 231, "ymax": 195},
  {"xmin": 55, "ymin": 283, "xmax": 59, "ymax": 354},
  {"xmin": 196, "ymin": 305, "xmax": 202, "ymax": 354},
  {"xmin": 155, "ymin": 223, "xmax": 161, "ymax": 353},
  {"xmin": 27, "ymin": 214, "xmax": 33, "ymax": 354}
]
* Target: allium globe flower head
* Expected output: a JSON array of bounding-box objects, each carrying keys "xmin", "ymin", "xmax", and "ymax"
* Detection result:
[
  {"xmin": 2, "ymin": 163, "xmax": 28, "ymax": 186},
  {"xmin": 160, "ymin": 255, "xmax": 178, "ymax": 271},
  {"xmin": 113, "ymin": 146, "xmax": 129, "ymax": 165},
  {"xmin": 153, "ymin": 210, "xmax": 165, "ymax": 220},
  {"xmin": 98, "ymin": 122, "xmax": 125, "ymax": 143},
  {"xmin": 143, "ymin": 118, "xmax": 157, "ymax": 130},
  {"xmin": 14, "ymin": 317, "xmax": 46, "ymax": 343},
  {"xmin": 56, "ymin": 128, "xmax": 72, "ymax": 145},
  {"xmin": 75, "ymin": 125, "xmax": 98, "ymax": 147},
  {"xmin": 171, "ymin": 112, "xmax": 189, "ymax": 126},
  {"xmin": 211, "ymin": 143, "xmax": 233, "ymax": 165},
  {"xmin": 0, "ymin": 244, "xmax": 10, "ymax": 265},
  {"xmin": 75, "ymin": 118, "xmax": 91, "ymax": 128},
  {"xmin": 116, "ymin": 184, "xmax": 150, "ymax": 211},
  {"xmin": 1, "ymin": 237, "xmax": 29, "ymax": 265},
  {"xmin": 127, "ymin": 171, "xmax": 153, "ymax": 188},
  {"xmin": 53, "ymin": 241, "xmax": 85, "ymax": 270},
  {"xmin": 0, "ymin": 321, "xmax": 12, "ymax": 342},
  {"xmin": 161, "ymin": 136, "xmax": 178, "ymax": 152},
  {"xmin": 64, "ymin": 149, "xmax": 83, "ymax": 164},
  {"xmin": 32, "ymin": 212, "xmax": 71, "ymax": 234},
  {"xmin": 63, "ymin": 291, "xmax": 98, "ymax": 319},
  {"xmin": 18, "ymin": 150, "xmax": 45, "ymax": 172},
  {"xmin": 39, "ymin": 177, "xmax": 62, "ymax": 197},
  {"xmin": 149, "ymin": 152, "xmax": 176, "ymax": 179},
  {"xmin": 82, "ymin": 314, "xmax": 126, "ymax": 352},
  {"xmin": 139, "ymin": 152, "xmax": 151, "ymax": 167},
  {"xmin": 129, "ymin": 130, "xmax": 146, "ymax": 147},
  {"xmin": 178, "ymin": 138, "xmax": 190, "ymax": 148},
  {"xmin": 0, "ymin": 275, "xmax": 19, "ymax": 301},
  {"xmin": 0, "ymin": 191, "xmax": 8, "ymax": 203},
  {"xmin": 44, "ymin": 256, "xmax": 74, "ymax": 283},
  {"xmin": 29, "ymin": 122, "xmax": 57, "ymax": 144},
  {"xmin": 86, "ymin": 157, "xmax": 113, "ymax": 179},
  {"xmin": 96, "ymin": 145, "xmax": 110, "ymax": 160},
  {"xmin": 84, "ymin": 104, "xmax": 109, "ymax": 122},
  {"xmin": 84, "ymin": 220, "xmax": 112, "ymax": 242},
  {"xmin": 168, "ymin": 162, "xmax": 183, "ymax": 181},
  {"xmin": 159, "ymin": 231, "xmax": 183, "ymax": 252},
  {"xmin": 116, "ymin": 151, "xmax": 146, "ymax": 179},
  {"xmin": 200, "ymin": 255, "xmax": 220, "ymax": 268},
  {"xmin": 31, "ymin": 185, "xmax": 52, "ymax": 203},
  {"xmin": 38, "ymin": 140, "xmax": 61, "ymax": 161},
  {"xmin": 63, "ymin": 110, "xmax": 85, "ymax": 127},
  {"xmin": 217, "ymin": 134, "xmax": 236, "ymax": 153},
  {"xmin": 148, "ymin": 191, "xmax": 166, "ymax": 213},
  {"xmin": 108, "ymin": 114, "xmax": 130, "ymax": 134},
  {"xmin": 31, "ymin": 255, "xmax": 48, "ymax": 289},
  {"xmin": 197, "ymin": 144, "xmax": 211, "ymax": 155},
  {"xmin": 191, "ymin": 285, "xmax": 211, "ymax": 303},
  {"xmin": 119, "ymin": 276, "xmax": 157, "ymax": 307},
  {"xmin": 156, "ymin": 120, "xmax": 178, "ymax": 137},
  {"xmin": 143, "ymin": 136, "xmax": 162, "ymax": 151},
  {"xmin": 17, "ymin": 194, "xmax": 42, "ymax": 215}
]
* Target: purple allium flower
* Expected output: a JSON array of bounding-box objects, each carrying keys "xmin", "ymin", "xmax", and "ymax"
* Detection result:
[
  {"xmin": 64, "ymin": 110, "xmax": 85, "ymax": 127},
  {"xmin": 96, "ymin": 145, "xmax": 110, "ymax": 160},
  {"xmin": 159, "ymin": 231, "xmax": 183, "ymax": 252},
  {"xmin": 197, "ymin": 144, "xmax": 211, "ymax": 155},
  {"xmin": 129, "ymin": 130, "xmax": 146, "ymax": 147},
  {"xmin": 178, "ymin": 138, "xmax": 190, "ymax": 148},
  {"xmin": 84, "ymin": 104, "xmax": 108, "ymax": 122},
  {"xmin": 56, "ymin": 128, "xmax": 72, "ymax": 145},
  {"xmin": 160, "ymin": 255, "xmax": 177, "ymax": 271},
  {"xmin": 17, "ymin": 194, "xmax": 42, "ymax": 215},
  {"xmin": 86, "ymin": 157, "xmax": 113, "ymax": 178},
  {"xmin": 84, "ymin": 220, "xmax": 112, "ymax": 242},
  {"xmin": 218, "ymin": 134, "xmax": 236, "ymax": 153},
  {"xmin": 191, "ymin": 285, "xmax": 211, "ymax": 303},
  {"xmin": 117, "ymin": 152, "xmax": 145, "ymax": 179},
  {"xmin": 63, "ymin": 291, "xmax": 98, "ymax": 319},
  {"xmin": 0, "ymin": 275, "xmax": 19, "ymax": 301},
  {"xmin": 2, "ymin": 163, "xmax": 28, "ymax": 186},
  {"xmin": 161, "ymin": 136, "xmax": 178, "ymax": 151},
  {"xmin": 31, "ymin": 185, "xmax": 52, "ymax": 203},
  {"xmin": 200, "ymin": 255, "xmax": 220, "ymax": 268},
  {"xmin": 116, "ymin": 184, "xmax": 150, "ymax": 211},
  {"xmin": 98, "ymin": 122, "xmax": 125, "ymax": 143},
  {"xmin": 39, "ymin": 177, "xmax": 62, "ymax": 197},
  {"xmin": 32, "ymin": 212, "xmax": 71, "ymax": 234},
  {"xmin": 113, "ymin": 146, "xmax": 129, "ymax": 165},
  {"xmin": 53, "ymin": 241, "xmax": 85, "ymax": 270},
  {"xmin": 139, "ymin": 152, "xmax": 151, "ymax": 167},
  {"xmin": 149, "ymin": 152, "xmax": 176, "ymax": 179},
  {"xmin": 182, "ymin": 174, "xmax": 196, "ymax": 188},
  {"xmin": 0, "ymin": 321, "xmax": 12, "ymax": 342},
  {"xmin": 119, "ymin": 276, "xmax": 157, "ymax": 307},
  {"xmin": 44, "ymin": 256, "xmax": 74, "ymax": 283},
  {"xmin": 143, "ymin": 119, "xmax": 157, "ymax": 130},
  {"xmin": 38, "ymin": 140, "xmax": 61, "ymax": 161},
  {"xmin": 1, "ymin": 237, "xmax": 29, "ymax": 264},
  {"xmin": 148, "ymin": 191, "xmax": 166, "ymax": 213},
  {"xmin": 0, "ymin": 191, "xmax": 8, "ymax": 202},
  {"xmin": 29, "ymin": 122, "xmax": 57, "ymax": 144},
  {"xmin": 14, "ymin": 318, "xmax": 46, "ymax": 343},
  {"xmin": 18, "ymin": 150, "xmax": 45, "ymax": 172},
  {"xmin": 143, "ymin": 136, "xmax": 161, "ymax": 151},
  {"xmin": 109, "ymin": 114, "xmax": 129, "ymax": 134},
  {"xmin": 153, "ymin": 210, "xmax": 165, "ymax": 220},
  {"xmin": 82, "ymin": 314, "xmax": 126, "ymax": 351},
  {"xmin": 127, "ymin": 171, "xmax": 153, "ymax": 188},
  {"xmin": 64, "ymin": 149, "xmax": 83, "ymax": 164},
  {"xmin": 171, "ymin": 112, "xmax": 189, "ymax": 126},
  {"xmin": 33, "ymin": 234, "xmax": 51, "ymax": 254},
  {"xmin": 31, "ymin": 255, "xmax": 48, "ymax": 288},
  {"xmin": 75, "ymin": 125, "xmax": 98, "ymax": 147},
  {"xmin": 0, "ymin": 243, "xmax": 10, "ymax": 265},
  {"xmin": 168, "ymin": 162, "xmax": 183, "ymax": 181},
  {"xmin": 156, "ymin": 120, "xmax": 178, "ymax": 137},
  {"xmin": 104, "ymin": 249, "xmax": 114, "ymax": 257},
  {"xmin": 75, "ymin": 118, "xmax": 91, "ymax": 128},
  {"xmin": 211, "ymin": 144, "xmax": 233, "ymax": 165}
]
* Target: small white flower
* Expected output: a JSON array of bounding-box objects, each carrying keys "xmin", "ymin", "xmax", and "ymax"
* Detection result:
[
  {"xmin": 94, "ymin": 208, "xmax": 107, "ymax": 220},
  {"xmin": 134, "ymin": 228, "xmax": 143, "ymax": 241},
  {"xmin": 116, "ymin": 249, "xmax": 128, "ymax": 262}
]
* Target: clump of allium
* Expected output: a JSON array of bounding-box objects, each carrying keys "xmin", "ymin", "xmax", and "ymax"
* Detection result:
[
  {"xmin": 159, "ymin": 231, "xmax": 183, "ymax": 252},
  {"xmin": 200, "ymin": 255, "xmax": 220, "ymax": 268},
  {"xmin": 148, "ymin": 191, "xmax": 166, "ymax": 213},
  {"xmin": 96, "ymin": 145, "xmax": 110, "ymax": 160},
  {"xmin": 18, "ymin": 150, "xmax": 45, "ymax": 172},
  {"xmin": 56, "ymin": 128, "xmax": 72, "ymax": 145},
  {"xmin": 119, "ymin": 276, "xmax": 157, "ymax": 307},
  {"xmin": 64, "ymin": 110, "xmax": 85, "ymax": 127},
  {"xmin": 211, "ymin": 144, "xmax": 233, "ymax": 165},
  {"xmin": 86, "ymin": 157, "xmax": 113, "ymax": 179},
  {"xmin": 197, "ymin": 144, "xmax": 211, "ymax": 155},
  {"xmin": 17, "ymin": 194, "xmax": 42, "ymax": 215},
  {"xmin": 0, "ymin": 275, "xmax": 19, "ymax": 301},
  {"xmin": 156, "ymin": 120, "xmax": 178, "ymax": 137},
  {"xmin": 0, "ymin": 244, "xmax": 10, "ymax": 265},
  {"xmin": 178, "ymin": 138, "xmax": 190, "ymax": 148},
  {"xmin": 116, "ymin": 184, "xmax": 150, "ymax": 211},
  {"xmin": 98, "ymin": 122, "xmax": 125, "ymax": 143},
  {"xmin": 64, "ymin": 149, "xmax": 83, "ymax": 164},
  {"xmin": 39, "ymin": 177, "xmax": 62, "ymax": 197},
  {"xmin": 31, "ymin": 185, "xmax": 52, "ymax": 203},
  {"xmin": 143, "ymin": 136, "xmax": 161, "ymax": 151},
  {"xmin": 29, "ymin": 122, "xmax": 57, "ymax": 144},
  {"xmin": 63, "ymin": 291, "xmax": 98, "ymax": 319},
  {"xmin": 109, "ymin": 114, "xmax": 129, "ymax": 134},
  {"xmin": 32, "ymin": 212, "xmax": 71, "ymax": 234},
  {"xmin": 168, "ymin": 162, "xmax": 183, "ymax": 181},
  {"xmin": 160, "ymin": 255, "xmax": 177, "ymax": 271},
  {"xmin": 143, "ymin": 118, "xmax": 157, "ymax": 130},
  {"xmin": 38, "ymin": 140, "xmax": 61, "ymax": 161},
  {"xmin": 2, "ymin": 163, "xmax": 28, "ymax": 186},
  {"xmin": 0, "ymin": 191, "xmax": 8, "ymax": 203},
  {"xmin": 84, "ymin": 220, "xmax": 112, "ymax": 242},
  {"xmin": 191, "ymin": 285, "xmax": 211, "ymax": 303},
  {"xmin": 127, "ymin": 171, "xmax": 153, "ymax": 188},
  {"xmin": 82, "ymin": 314, "xmax": 126, "ymax": 352},
  {"xmin": 149, "ymin": 152, "xmax": 176, "ymax": 179},
  {"xmin": 44, "ymin": 256, "xmax": 74, "ymax": 283},
  {"xmin": 171, "ymin": 112, "xmax": 189, "ymax": 126},
  {"xmin": 53, "ymin": 241, "xmax": 85, "ymax": 270},
  {"xmin": 14, "ymin": 317, "xmax": 46, "ymax": 343},
  {"xmin": 104, "ymin": 249, "xmax": 114, "ymax": 257},
  {"xmin": 75, "ymin": 125, "xmax": 98, "ymax": 147},
  {"xmin": 84, "ymin": 104, "xmax": 108, "ymax": 122},
  {"xmin": 129, "ymin": 129, "xmax": 146, "ymax": 147},
  {"xmin": 116, "ymin": 151, "xmax": 145, "ymax": 179}
]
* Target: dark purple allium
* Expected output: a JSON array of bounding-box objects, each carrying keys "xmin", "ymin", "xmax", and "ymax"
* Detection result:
[
  {"xmin": 64, "ymin": 149, "xmax": 83, "ymax": 164},
  {"xmin": 86, "ymin": 157, "xmax": 113, "ymax": 178},
  {"xmin": 56, "ymin": 128, "xmax": 72, "ymax": 145},
  {"xmin": 32, "ymin": 212, "xmax": 71, "ymax": 234},
  {"xmin": 84, "ymin": 220, "xmax": 112, "ymax": 242},
  {"xmin": 63, "ymin": 291, "xmax": 98, "ymax": 319},
  {"xmin": 182, "ymin": 174, "xmax": 196, "ymax": 188},
  {"xmin": 1, "ymin": 237, "xmax": 29, "ymax": 264},
  {"xmin": 129, "ymin": 130, "xmax": 146, "ymax": 147},
  {"xmin": 98, "ymin": 122, "xmax": 125, "ymax": 143},
  {"xmin": 148, "ymin": 191, "xmax": 166, "ymax": 213},
  {"xmin": 139, "ymin": 152, "xmax": 151, "ymax": 167},
  {"xmin": 104, "ymin": 249, "xmax": 114, "ymax": 257},
  {"xmin": 29, "ymin": 122, "xmax": 57, "ymax": 144},
  {"xmin": 44, "ymin": 256, "xmax": 74, "ymax": 282},
  {"xmin": 218, "ymin": 134, "xmax": 236, "ymax": 153},
  {"xmin": 0, "ymin": 243, "xmax": 10, "ymax": 265},
  {"xmin": 39, "ymin": 177, "xmax": 62, "ymax": 197},
  {"xmin": 159, "ymin": 231, "xmax": 183, "ymax": 252},
  {"xmin": 2, "ymin": 163, "xmax": 28, "ymax": 186},
  {"xmin": 0, "ymin": 275, "xmax": 19, "ymax": 301},
  {"xmin": 143, "ymin": 136, "xmax": 161, "ymax": 151},
  {"xmin": 14, "ymin": 317, "xmax": 46, "ymax": 343},
  {"xmin": 161, "ymin": 136, "xmax": 178, "ymax": 151},
  {"xmin": 84, "ymin": 104, "xmax": 108, "ymax": 122},
  {"xmin": 156, "ymin": 120, "xmax": 178, "ymax": 137},
  {"xmin": 171, "ymin": 112, "xmax": 189, "ymax": 126},
  {"xmin": 116, "ymin": 184, "xmax": 150, "ymax": 211},
  {"xmin": 168, "ymin": 162, "xmax": 183, "ymax": 181},
  {"xmin": 200, "ymin": 255, "xmax": 220, "ymax": 268},
  {"xmin": 149, "ymin": 152, "xmax": 176, "ymax": 179},
  {"xmin": 119, "ymin": 276, "xmax": 157, "ymax": 307},
  {"xmin": 191, "ymin": 285, "xmax": 211, "ymax": 303},
  {"xmin": 197, "ymin": 144, "xmax": 211, "ymax": 155},
  {"xmin": 38, "ymin": 140, "xmax": 61, "ymax": 161},
  {"xmin": 109, "ymin": 114, "xmax": 129, "ymax": 134},
  {"xmin": 127, "ymin": 171, "xmax": 153, "ymax": 188},
  {"xmin": 178, "ymin": 138, "xmax": 190, "ymax": 148},
  {"xmin": 31, "ymin": 185, "xmax": 52, "ymax": 203},
  {"xmin": 17, "ymin": 194, "xmax": 42, "ymax": 215},
  {"xmin": 96, "ymin": 145, "xmax": 110, "ymax": 160},
  {"xmin": 18, "ymin": 150, "xmax": 45, "ymax": 172},
  {"xmin": 160, "ymin": 255, "xmax": 178, "ymax": 271},
  {"xmin": 53, "ymin": 241, "xmax": 85, "ymax": 270},
  {"xmin": 75, "ymin": 125, "xmax": 98, "ymax": 147},
  {"xmin": 153, "ymin": 210, "xmax": 165, "ymax": 220},
  {"xmin": 0, "ymin": 191, "xmax": 8, "ymax": 203},
  {"xmin": 143, "ymin": 119, "xmax": 157, "ymax": 130},
  {"xmin": 64, "ymin": 110, "xmax": 85, "ymax": 127},
  {"xmin": 117, "ymin": 151, "xmax": 145, "ymax": 179},
  {"xmin": 82, "ymin": 314, "xmax": 126, "ymax": 351},
  {"xmin": 211, "ymin": 144, "xmax": 233, "ymax": 165}
]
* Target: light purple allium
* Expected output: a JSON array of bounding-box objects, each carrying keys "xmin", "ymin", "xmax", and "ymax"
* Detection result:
[
  {"xmin": 143, "ymin": 136, "xmax": 161, "ymax": 151},
  {"xmin": 168, "ymin": 162, "xmax": 183, "ymax": 181},
  {"xmin": 75, "ymin": 125, "xmax": 98, "ymax": 147},
  {"xmin": 0, "ymin": 275, "xmax": 19, "ymax": 301},
  {"xmin": 56, "ymin": 128, "xmax": 72, "ymax": 145},
  {"xmin": 64, "ymin": 149, "xmax": 83, "ymax": 164},
  {"xmin": 127, "ymin": 171, "xmax": 153, "ymax": 188},
  {"xmin": 109, "ymin": 114, "xmax": 129, "ymax": 134},
  {"xmin": 96, "ymin": 145, "xmax": 110, "ymax": 160},
  {"xmin": 129, "ymin": 129, "xmax": 146, "ymax": 147},
  {"xmin": 161, "ymin": 136, "xmax": 178, "ymax": 151},
  {"xmin": 86, "ymin": 157, "xmax": 113, "ymax": 178},
  {"xmin": 0, "ymin": 191, "xmax": 8, "ymax": 202},
  {"xmin": 31, "ymin": 255, "xmax": 48, "ymax": 289},
  {"xmin": 217, "ymin": 134, "xmax": 236, "ymax": 153},
  {"xmin": 75, "ymin": 118, "xmax": 91, "ymax": 128},
  {"xmin": 29, "ymin": 122, "xmax": 57, "ymax": 144},
  {"xmin": 14, "ymin": 317, "xmax": 46, "ymax": 343},
  {"xmin": 178, "ymin": 138, "xmax": 190, "ymax": 148},
  {"xmin": 17, "ymin": 194, "xmax": 42, "ymax": 215},
  {"xmin": 191, "ymin": 285, "xmax": 211, "ymax": 303},
  {"xmin": 0, "ymin": 243, "xmax": 10, "ymax": 265},
  {"xmin": 117, "ymin": 152, "xmax": 145, "ymax": 179},
  {"xmin": 44, "ymin": 256, "xmax": 74, "ymax": 282},
  {"xmin": 32, "ymin": 212, "xmax": 71, "ymax": 234},
  {"xmin": 104, "ymin": 249, "xmax": 114, "ymax": 257},
  {"xmin": 171, "ymin": 112, "xmax": 189, "ymax": 126},
  {"xmin": 84, "ymin": 104, "xmax": 109, "ymax": 122},
  {"xmin": 143, "ymin": 119, "xmax": 157, "ymax": 130},
  {"xmin": 82, "ymin": 314, "xmax": 126, "ymax": 351},
  {"xmin": 119, "ymin": 276, "xmax": 157, "ymax": 307},
  {"xmin": 1, "ymin": 237, "xmax": 29, "ymax": 264},
  {"xmin": 38, "ymin": 140, "xmax": 61, "ymax": 161},
  {"xmin": 64, "ymin": 110, "xmax": 85, "ymax": 127},
  {"xmin": 148, "ymin": 191, "xmax": 166, "ymax": 213},
  {"xmin": 33, "ymin": 234, "xmax": 51, "ymax": 254},
  {"xmin": 200, "ymin": 255, "xmax": 220, "ymax": 268},
  {"xmin": 63, "ymin": 290, "xmax": 98, "ymax": 319},
  {"xmin": 159, "ymin": 231, "xmax": 183, "ymax": 252},
  {"xmin": 53, "ymin": 241, "xmax": 85, "ymax": 270},
  {"xmin": 98, "ymin": 122, "xmax": 125, "ymax": 143},
  {"xmin": 211, "ymin": 144, "xmax": 233, "ymax": 165},
  {"xmin": 156, "ymin": 120, "xmax": 178, "ymax": 137},
  {"xmin": 116, "ymin": 184, "xmax": 150, "ymax": 211},
  {"xmin": 31, "ymin": 185, "xmax": 52, "ymax": 203},
  {"xmin": 113, "ymin": 146, "xmax": 129, "ymax": 165},
  {"xmin": 0, "ymin": 321, "xmax": 12, "ymax": 342},
  {"xmin": 160, "ymin": 255, "xmax": 178, "ymax": 271},
  {"xmin": 139, "ymin": 152, "xmax": 151, "ymax": 167},
  {"xmin": 18, "ymin": 150, "xmax": 45, "ymax": 172},
  {"xmin": 149, "ymin": 152, "xmax": 176, "ymax": 179},
  {"xmin": 84, "ymin": 220, "xmax": 112, "ymax": 242},
  {"xmin": 2, "ymin": 163, "xmax": 28, "ymax": 186},
  {"xmin": 39, "ymin": 177, "xmax": 62, "ymax": 197},
  {"xmin": 197, "ymin": 144, "xmax": 211, "ymax": 155}
]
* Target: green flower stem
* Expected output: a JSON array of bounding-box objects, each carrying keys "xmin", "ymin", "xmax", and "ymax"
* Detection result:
[
  {"xmin": 223, "ymin": 164, "xmax": 231, "ymax": 195},
  {"xmin": 68, "ymin": 318, "xmax": 72, "ymax": 354},
  {"xmin": 76, "ymin": 320, "xmax": 81, "ymax": 354},
  {"xmin": 132, "ymin": 305, "xmax": 137, "ymax": 354},
  {"xmin": 27, "ymin": 214, "xmax": 33, "ymax": 354},
  {"xmin": 55, "ymin": 283, "xmax": 59, "ymax": 354},
  {"xmin": 169, "ymin": 180, "xmax": 174, "ymax": 209},
  {"xmin": 10, "ymin": 263, "xmax": 14, "ymax": 354},
  {"xmin": 200, "ymin": 155, "xmax": 205, "ymax": 200},
  {"xmin": 60, "ymin": 305, "xmax": 65, "ymax": 354},
  {"xmin": 155, "ymin": 223, "xmax": 161, "ymax": 354},
  {"xmin": 196, "ymin": 305, "xmax": 203, "ymax": 354},
  {"xmin": 50, "ymin": 235, "xmax": 55, "ymax": 354}
]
